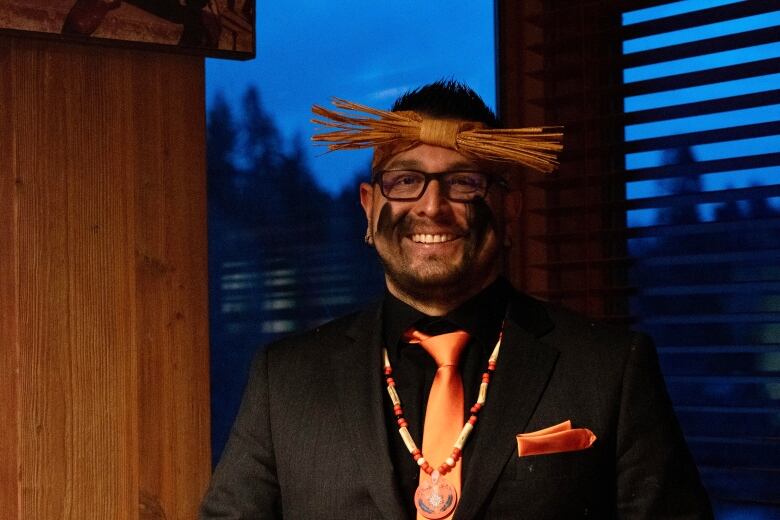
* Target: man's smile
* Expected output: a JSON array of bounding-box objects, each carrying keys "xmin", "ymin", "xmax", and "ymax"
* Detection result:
[{"xmin": 409, "ymin": 233, "xmax": 460, "ymax": 244}]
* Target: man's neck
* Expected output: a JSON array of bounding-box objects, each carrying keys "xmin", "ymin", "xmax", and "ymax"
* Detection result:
[{"xmin": 385, "ymin": 274, "xmax": 500, "ymax": 316}]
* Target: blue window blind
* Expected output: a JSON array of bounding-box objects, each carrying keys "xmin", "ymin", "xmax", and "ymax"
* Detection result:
[{"xmin": 622, "ymin": 1, "xmax": 780, "ymax": 517}]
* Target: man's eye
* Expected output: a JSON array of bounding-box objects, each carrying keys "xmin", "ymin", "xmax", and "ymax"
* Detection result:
[
  {"xmin": 448, "ymin": 174, "xmax": 483, "ymax": 188},
  {"xmin": 386, "ymin": 173, "xmax": 422, "ymax": 186}
]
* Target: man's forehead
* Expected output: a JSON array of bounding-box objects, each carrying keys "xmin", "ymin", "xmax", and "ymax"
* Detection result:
[{"xmin": 382, "ymin": 146, "xmax": 480, "ymax": 171}]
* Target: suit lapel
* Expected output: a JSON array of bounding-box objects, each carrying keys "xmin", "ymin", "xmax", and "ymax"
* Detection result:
[
  {"xmin": 331, "ymin": 303, "xmax": 407, "ymax": 520},
  {"xmin": 454, "ymin": 296, "xmax": 559, "ymax": 520}
]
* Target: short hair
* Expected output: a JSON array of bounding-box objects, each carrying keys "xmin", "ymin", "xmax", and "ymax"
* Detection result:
[{"xmin": 391, "ymin": 80, "xmax": 499, "ymax": 128}]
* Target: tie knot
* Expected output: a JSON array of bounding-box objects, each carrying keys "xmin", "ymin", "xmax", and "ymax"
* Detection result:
[{"xmin": 407, "ymin": 329, "xmax": 470, "ymax": 367}]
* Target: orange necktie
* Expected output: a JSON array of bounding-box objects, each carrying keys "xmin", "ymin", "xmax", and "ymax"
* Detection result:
[{"xmin": 407, "ymin": 329, "xmax": 470, "ymax": 520}]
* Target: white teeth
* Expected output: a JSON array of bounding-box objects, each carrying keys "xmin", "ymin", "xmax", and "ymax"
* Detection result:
[{"xmin": 411, "ymin": 234, "xmax": 455, "ymax": 244}]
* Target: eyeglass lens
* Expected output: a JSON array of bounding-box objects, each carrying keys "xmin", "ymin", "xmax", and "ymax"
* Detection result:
[{"xmin": 379, "ymin": 170, "xmax": 489, "ymax": 201}]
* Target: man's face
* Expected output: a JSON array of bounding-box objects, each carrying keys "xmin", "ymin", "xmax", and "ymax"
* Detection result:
[{"xmin": 360, "ymin": 144, "xmax": 514, "ymax": 303}]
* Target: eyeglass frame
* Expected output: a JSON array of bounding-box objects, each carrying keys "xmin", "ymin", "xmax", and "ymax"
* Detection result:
[{"xmin": 371, "ymin": 168, "xmax": 509, "ymax": 202}]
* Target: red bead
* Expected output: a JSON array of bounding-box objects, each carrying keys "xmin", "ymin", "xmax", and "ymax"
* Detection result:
[
  {"xmin": 488, "ymin": 362, "xmax": 496, "ymax": 371},
  {"xmin": 421, "ymin": 462, "xmax": 431, "ymax": 472},
  {"xmin": 469, "ymin": 415, "xmax": 478, "ymax": 425},
  {"xmin": 482, "ymin": 374, "xmax": 490, "ymax": 383},
  {"xmin": 452, "ymin": 448, "xmax": 461, "ymax": 457},
  {"xmin": 387, "ymin": 377, "xmax": 395, "ymax": 385},
  {"xmin": 413, "ymin": 452, "xmax": 422, "ymax": 460},
  {"xmin": 384, "ymin": 367, "xmax": 392, "ymax": 375},
  {"xmin": 451, "ymin": 451, "xmax": 461, "ymax": 462},
  {"xmin": 397, "ymin": 419, "xmax": 408, "ymax": 427},
  {"xmin": 470, "ymin": 403, "xmax": 482, "ymax": 414}
]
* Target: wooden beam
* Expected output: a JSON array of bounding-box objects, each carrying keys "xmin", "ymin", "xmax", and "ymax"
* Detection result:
[{"xmin": 0, "ymin": 34, "xmax": 210, "ymax": 519}]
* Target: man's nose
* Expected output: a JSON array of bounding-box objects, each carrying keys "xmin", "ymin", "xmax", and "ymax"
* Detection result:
[{"xmin": 415, "ymin": 178, "xmax": 449, "ymax": 216}]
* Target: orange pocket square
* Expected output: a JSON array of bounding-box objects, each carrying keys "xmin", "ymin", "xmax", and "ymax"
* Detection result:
[{"xmin": 516, "ymin": 420, "xmax": 596, "ymax": 457}]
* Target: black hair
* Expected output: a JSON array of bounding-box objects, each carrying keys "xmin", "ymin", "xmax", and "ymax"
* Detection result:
[{"xmin": 391, "ymin": 80, "xmax": 499, "ymax": 128}]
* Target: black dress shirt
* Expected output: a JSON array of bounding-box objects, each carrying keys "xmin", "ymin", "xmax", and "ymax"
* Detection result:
[{"xmin": 381, "ymin": 277, "xmax": 511, "ymax": 517}]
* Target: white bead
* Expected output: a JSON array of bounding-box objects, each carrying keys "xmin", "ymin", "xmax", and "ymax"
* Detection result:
[
  {"xmin": 455, "ymin": 423, "xmax": 474, "ymax": 450},
  {"xmin": 417, "ymin": 457, "xmax": 426, "ymax": 466},
  {"xmin": 399, "ymin": 427, "xmax": 418, "ymax": 453},
  {"xmin": 445, "ymin": 457, "xmax": 455, "ymax": 466},
  {"xmin": 477, "ymin": 382, "xmax": 488, "ymax": 404},
  {"xmin": 387, "ymin": 385, "xmax": 400, "ymax": 406}
]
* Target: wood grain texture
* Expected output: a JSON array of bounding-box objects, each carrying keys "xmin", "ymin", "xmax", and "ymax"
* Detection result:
[
  {"xmin": 497, "ymin": 0, "xmax": 549, "ymax": 294},
  {"xmin": 0, "ymin": 34, "xmax": 210, "ymax": 519},
  {"xmin": 0, "ymin": 38, "xmax": 21, "ymax": 520}
]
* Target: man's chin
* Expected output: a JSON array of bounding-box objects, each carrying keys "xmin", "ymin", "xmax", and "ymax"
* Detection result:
[{"xmin": 388, "ymin": 263, "xmax": 466, "ymax": 294}]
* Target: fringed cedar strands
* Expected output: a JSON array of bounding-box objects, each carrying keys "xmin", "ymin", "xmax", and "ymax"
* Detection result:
[{"xmin": 311, "ymin": 97, "xmax": 563, "ymax": 173}]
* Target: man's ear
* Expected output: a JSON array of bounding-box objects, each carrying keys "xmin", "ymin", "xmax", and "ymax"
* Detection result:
[{"xmin": 359, "ymin": 182, "xmax": 374, "ymax": 222}]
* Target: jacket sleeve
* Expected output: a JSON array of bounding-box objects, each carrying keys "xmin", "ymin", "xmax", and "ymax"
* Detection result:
[
  {"xmin": 200, "ymin": 348, "xmax": 282, "ymax": 519},
  {"xmin": 615, "ymin": 332, "xmax": 713, "ymax": 519}
]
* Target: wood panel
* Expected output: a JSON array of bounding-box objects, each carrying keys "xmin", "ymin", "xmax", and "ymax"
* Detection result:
[
  {"xmin": 0, "ymin": 34, "xmax": 20, "ymax": 519},
  {"xmin": 497, "ymin": 0, "xmax": 629, "ymax": 320},
  {"xmin": 497, "ymin": 0, "xmax": 550, "ymax": 294},
  {"xmin": 0, "ymin": 34, "xmax": 210, "ymax": 519}
]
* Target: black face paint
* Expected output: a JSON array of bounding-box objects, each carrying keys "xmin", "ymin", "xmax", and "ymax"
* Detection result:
[
  {"xmin": 375, "ymin": 202, "xmax": 398, "ymax": 241},
  {"xmin": 467, "ymin": 197, "xmax": 499, "ymax": 253}
]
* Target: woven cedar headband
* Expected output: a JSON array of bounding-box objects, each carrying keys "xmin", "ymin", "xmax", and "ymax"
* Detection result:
[{"xmin": 311, "ymin": 97, "xmax": 564, "ymax": 173}]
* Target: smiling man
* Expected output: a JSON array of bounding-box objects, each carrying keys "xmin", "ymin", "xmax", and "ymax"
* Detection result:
[
  {"xmin": 200, "ymin": 81, "xmax": 712, "ymax": 519},
  {"xmin": 362, "ymin": 144, "xmax": 509, "ymax": 315}
]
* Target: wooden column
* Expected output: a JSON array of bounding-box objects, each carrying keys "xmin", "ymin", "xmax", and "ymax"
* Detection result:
[{"xmin": 0, "ymin": 35, "xmax": 211, "ymax": 519}]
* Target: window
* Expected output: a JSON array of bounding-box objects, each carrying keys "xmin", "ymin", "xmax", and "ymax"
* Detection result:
[
  {"xmin": 623, "ymin": 1, "xmax": 780, "ymax": 516},
  {"xmin": 206, "ymin": 1, "xmax": 496, "ymax": 464}
]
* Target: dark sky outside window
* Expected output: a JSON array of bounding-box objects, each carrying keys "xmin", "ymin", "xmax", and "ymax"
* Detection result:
[
  {"xmin": 206, "ymin": 1, "xmax": 496, "ymax": 195},
  {"xmin": 204, "ymin": 2, "xmax": 495, "ymax": 465}
]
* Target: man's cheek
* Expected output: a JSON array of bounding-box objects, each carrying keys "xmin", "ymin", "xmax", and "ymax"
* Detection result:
[
  {"xmin": 467, "ymin": 198, "xmax": 498, "ymax": 247},
  {"xmin": 376, "ymin": 202, "xmax": 406, "ymax": 241}
]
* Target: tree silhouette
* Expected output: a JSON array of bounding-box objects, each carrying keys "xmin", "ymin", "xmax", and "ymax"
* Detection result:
[{"xmin": 205, "ymin": 86, "xmax": 384, "ymax": 464}]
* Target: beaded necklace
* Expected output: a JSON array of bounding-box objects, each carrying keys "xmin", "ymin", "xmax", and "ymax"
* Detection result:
[{"xmin": 382, "ymin": 328, "xmax": 503, "ymax": 519}]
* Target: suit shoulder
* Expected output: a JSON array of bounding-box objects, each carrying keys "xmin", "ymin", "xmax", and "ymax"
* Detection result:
[
  {"xmin": 538, "ymin": 299, "xmax": 649, "ymax": 357},
  {"xmin": 261, "ymin": 305, "xmax": 373, "ymax": 362}
]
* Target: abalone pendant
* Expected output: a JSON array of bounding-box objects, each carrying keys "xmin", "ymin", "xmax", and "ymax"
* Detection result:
[{"xmin": 414, "ymin": 471, "xmax": 457, "ymax": 519}]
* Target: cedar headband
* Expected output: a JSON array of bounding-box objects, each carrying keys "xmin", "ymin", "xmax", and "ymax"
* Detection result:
[{"xmin": 311, "ymin": 97, "xmax": 564, "ymax": 173}]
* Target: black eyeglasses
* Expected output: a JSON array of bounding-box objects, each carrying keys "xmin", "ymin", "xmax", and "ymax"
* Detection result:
[{"xmin": 373, "ymin": 169, "xmax": 507, "ymax": 202}]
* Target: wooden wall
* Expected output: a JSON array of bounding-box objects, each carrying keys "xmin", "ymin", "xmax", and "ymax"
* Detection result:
[{"xmin": 0, "ymin": 35, "xmax": 211, "ymax": 519}]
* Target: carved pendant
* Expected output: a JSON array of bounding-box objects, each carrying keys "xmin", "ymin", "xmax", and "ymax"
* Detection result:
[{"xmin": 414, "ymin": 471, "xmax": 457, "ymax": 519}]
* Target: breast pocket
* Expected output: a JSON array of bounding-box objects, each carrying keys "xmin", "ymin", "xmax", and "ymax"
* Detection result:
[
  {"xmin": 506, "ymin": 442, "xmax": 604, "ymax": 482},
  {"xmin": 488, "ymin": 447, "xmax": 608, "ymax": 518}
]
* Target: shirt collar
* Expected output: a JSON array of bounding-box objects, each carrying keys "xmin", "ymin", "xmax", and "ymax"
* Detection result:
[{"xmin": 382, "ymin": 277, "xmax": 512, "ymax": 353}]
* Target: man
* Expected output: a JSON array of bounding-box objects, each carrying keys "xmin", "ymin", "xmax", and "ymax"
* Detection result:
[{"xmin": 201, "ymin": 81, "xmax": 712, "ymax": 519}]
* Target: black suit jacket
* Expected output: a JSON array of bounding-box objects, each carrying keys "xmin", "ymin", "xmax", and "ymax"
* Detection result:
[{"xmin": 201, "ymin": 289, "xmax": 712, "ymax": 519}]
